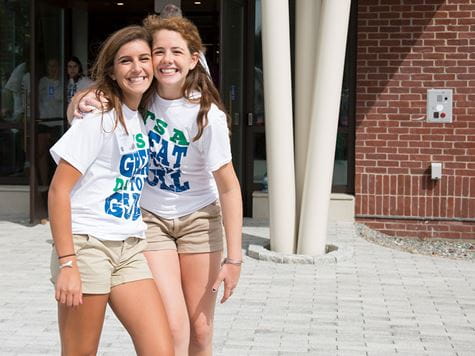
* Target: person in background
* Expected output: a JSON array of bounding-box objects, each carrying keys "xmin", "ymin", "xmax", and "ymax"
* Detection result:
[
  {"xmin": 159, "ymin": 3, "xmax": 182, "ymax": 18},
  {"xmin": 1, "ymin": 43, "xmax": 30, "ymax": 122},
  {"xmin": 0, "ymin": 60, "xmax": 28, "ymax": 175},
  {"xmin": 1, "ymin": 62, "xmax": 27, "ymax": 121},
  {"xmin": 66, "ymin": 56, "xmax": 93, "ymax": 103},
  {"xmin": 39, "ymin": 58, "xmax": 62, "ymax": 119},
  {"xmin": 30, "ymin": 58, "xmax": 64, "ymax": 185},
  {"xmin": 48, "ymin": 25, "xmax": 173, "ymax": 355}
]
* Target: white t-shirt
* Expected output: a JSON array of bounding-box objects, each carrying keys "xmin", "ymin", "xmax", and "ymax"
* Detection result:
[
  {"xmin": 50, "ymin": 105, "xmax": 150, "ymax": 241},
  {"xmin": 67, "ymin": 76, "xmax": 94, "ymax": 103},
  {"xmin": 39, "ymin": 76, "xmax": 63, "ymax": 119},
  {"xmin": 4, "ymin": 63, "xmax": 27, "ymax": 118},
  {"xmin": 140, "ymin": 94, "xmax": 232, "ymax": 219}
]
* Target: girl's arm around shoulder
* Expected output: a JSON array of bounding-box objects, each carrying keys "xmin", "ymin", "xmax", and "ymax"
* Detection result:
[
  {"xmin": 70, "ymin": 109, "xmax": 115, "ymax": 132},
  {"xmin": 48, "ymin": 160, "xmax": 83, "ymax": 307},
  {"xmin": 67, "ymin": 88, "xmax": 105, "ymax": 123},
  {"xmin": 212, "ymin": 161, "xmax": 243, "ymax": 303}
]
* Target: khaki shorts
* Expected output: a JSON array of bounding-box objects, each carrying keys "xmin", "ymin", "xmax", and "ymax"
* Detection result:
[
  {"xmin": 50, "ymin": 234, "xmax": 152, "ymax": 294},
  {"xmin": 143, "ymin": 201, "xmax": 224, "ymax": 254}
]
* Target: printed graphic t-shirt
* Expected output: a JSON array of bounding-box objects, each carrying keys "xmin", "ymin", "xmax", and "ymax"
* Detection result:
[
  {"xmin": 50, "ymin": 105, "xmax": 150, "ymax": 241},
  {"xmin": 140, "ymin": 94, "xmax": 232, "ymax": 219},
  {"xmin": 38, "ymin": 77, "xmax": 63, "ymax": 119},
  {"xmin": 67, "ymin": 76, "xmax": 94, "ymax": 103}
]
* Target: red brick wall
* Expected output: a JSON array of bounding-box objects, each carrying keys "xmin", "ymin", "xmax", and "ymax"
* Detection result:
[{"xmin": 355, "ymin": 0, "xmax": 475, "ymax": 239}]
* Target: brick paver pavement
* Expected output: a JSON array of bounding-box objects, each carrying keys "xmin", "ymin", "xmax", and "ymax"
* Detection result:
[{"xmin": 1, "ymin": 217, "xmax": 474, "ymax": 355}]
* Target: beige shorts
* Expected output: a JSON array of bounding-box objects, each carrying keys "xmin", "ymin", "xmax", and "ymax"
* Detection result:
[
  {"xmin": 143, "ymin": 201, "xmax": 224, "ymax": 254},
  {"xmin": 50, "ymin": 234, "xmax": 152, "ymax": 294}
]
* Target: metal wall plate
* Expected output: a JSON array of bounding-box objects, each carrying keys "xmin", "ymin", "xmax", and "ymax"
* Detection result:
[{"xmin": 427, "ymin": 89, "xmax": 453, "ymax": 123}]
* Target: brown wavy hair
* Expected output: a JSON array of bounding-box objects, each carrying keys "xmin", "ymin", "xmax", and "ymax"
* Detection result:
[
  {"xmin": 143, "ymin": 15, "xmax": 229, "ymax": 141},
  {"xmin": 88, "ymin": 25, "xmax": 153, "ymax": 134}
]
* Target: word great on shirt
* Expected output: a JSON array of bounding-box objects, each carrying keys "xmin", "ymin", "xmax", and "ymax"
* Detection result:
[
  {"xmin": 104, "ymin": 132, "xmax": 149, "ymax": 220},
  {"xmin": 145, "ymin": 110, "xmax": 190, "ymax": 193}
]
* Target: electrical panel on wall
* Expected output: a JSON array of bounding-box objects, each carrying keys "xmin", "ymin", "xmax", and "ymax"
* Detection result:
[{"xmin": 427, "ymin": 89, "xmax": 453, "ymax": 123}]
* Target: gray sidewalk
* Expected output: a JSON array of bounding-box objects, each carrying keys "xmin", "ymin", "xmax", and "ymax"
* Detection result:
[{"xmin": 0, "ymin": 217, "xmax": 474, "ymax": 356}]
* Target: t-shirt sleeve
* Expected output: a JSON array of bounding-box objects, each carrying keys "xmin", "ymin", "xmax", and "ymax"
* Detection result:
[
  {"xmin": 200, "ymin": 109, "xmax": 232, "ymax": 172},
  {"xmin": 4, "ymin": 63, "xmax": 26, "ymax": 93},
  {"xmin": 50, "ymin": 112, "xmax": 113, "ymax": 174},
  {"xmin": 76, "ymin": 77, "xmax": 94, "ymax": 91}
]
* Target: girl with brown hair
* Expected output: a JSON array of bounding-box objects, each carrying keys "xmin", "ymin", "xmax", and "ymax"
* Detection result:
[{"xmin": 48, "ymin": 25, "xmax": 173, "ymax": 355}]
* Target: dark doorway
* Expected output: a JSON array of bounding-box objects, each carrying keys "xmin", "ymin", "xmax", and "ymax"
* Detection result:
[{"xmin": 86, "ymin": 1, "xmax": 220, "ymax": 85}]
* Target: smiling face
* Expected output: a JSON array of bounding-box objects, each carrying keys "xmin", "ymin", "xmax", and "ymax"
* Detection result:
[
  {"xmin": 67, "ymin": 60, "xmax": 80, "ymax": 79},
  {"xmin": 111, "ymin": 39, "xmax": 153, "ymax": 109},
  {"xmin": 152, "ymin": 29, "xmax": 199, "ymax": 100}
]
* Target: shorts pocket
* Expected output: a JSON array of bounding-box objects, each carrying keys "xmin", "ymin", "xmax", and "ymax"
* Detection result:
[
  {"xmin": 73, "ymin": 234, "xmax": 90, "ymax": 254},
  {"xmin": 203, "ymin": 201, "xmax": 221, "ymax": 217},
  {"xmin": 140, "ymin": 208, "xmax": 153, "ymax": 222}
]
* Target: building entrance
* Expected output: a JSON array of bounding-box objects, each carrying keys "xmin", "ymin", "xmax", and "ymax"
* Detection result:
[
  {"xmin": 1, "ymin": 0, "xmax": 356, "ymax": 222},
  {"xmin": 0, "ymin": 0, "xmax": 231, "ymax": 221}
]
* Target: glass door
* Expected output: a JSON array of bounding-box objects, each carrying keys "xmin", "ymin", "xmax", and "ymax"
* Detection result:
[
  {"xmin": 242, "ymin": 0, "xmax": 356, "ymax": 216},
  {"xmin": 0, "ymin": 0, "xmax": 30, "ymax": 185},
  {"xmin": 220, "ymin": 0, "xmax": 266, "ymax": 216},
  {"xmin": 332, "ymin": 0, "xmax": 356, "ymax": 193},
  {"xmin": 220, "ymin": 0, "xmax": 245, "ymax": 185},
  {"xmin": 30, "ymin": 0, "xmax": 66, "ymax": 221},
  {"xmin": 242, "ymin": 0, "xmax": 266, "ymax": 215}
]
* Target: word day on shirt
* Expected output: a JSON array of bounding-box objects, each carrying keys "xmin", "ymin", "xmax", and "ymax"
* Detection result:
[{"xmin": 105, "ymin": 128, "xmax": 149, "ymax": 220}]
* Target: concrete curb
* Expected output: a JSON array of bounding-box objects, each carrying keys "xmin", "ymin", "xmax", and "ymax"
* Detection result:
[{"xmin": 247, "ymin": 243, "xmax": 353, "ymax": 265}]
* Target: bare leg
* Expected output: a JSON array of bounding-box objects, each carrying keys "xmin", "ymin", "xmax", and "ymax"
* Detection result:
[
  {"xmin": 180, "ymin": 251, "xmax": 222, "ymax": 356},
  {"xmin": 108, "ymin": 279, "xmax": 174, "ymax": 356},
  {"xmin": 58, "ymin": 294, "xmax": 109, "ymax": 356},
  {"xmin": 144, "ymin": 250, "xmax": 190, "ymax": 356}
]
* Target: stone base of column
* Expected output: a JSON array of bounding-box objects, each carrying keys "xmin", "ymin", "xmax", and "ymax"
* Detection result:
[{"xmin": 248, "ymin": 243, "xmax": 353, "ymax": 265}]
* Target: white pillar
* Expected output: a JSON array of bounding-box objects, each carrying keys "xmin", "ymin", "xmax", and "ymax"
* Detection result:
[
  {"xmin": 298, "ymin": 0, "xmax": 352, "ymax": 255},
  {"xmin": 295, "ymin": 0, "xmax": 322, "ymax": 226},
  {"xmin": 261, "ymin": 0, "xmax": 296, "ymax": 253}
]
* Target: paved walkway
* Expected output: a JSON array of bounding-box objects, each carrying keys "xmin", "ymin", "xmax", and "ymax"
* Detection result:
[{"xmin": 0, "ymin": 217, "xmax": 474, "ymax": 355}]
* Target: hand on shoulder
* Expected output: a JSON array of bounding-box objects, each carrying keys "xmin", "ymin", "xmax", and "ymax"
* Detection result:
[{"xmin": 67, "ymin": 89, "xmax": 108, "ymax": 123}]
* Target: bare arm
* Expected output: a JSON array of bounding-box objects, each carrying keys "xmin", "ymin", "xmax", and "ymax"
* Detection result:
[
  {"xmin": 48, "ymin": 160, "xmax": 83, "ymax": 307},
  {"xmin": 66, "ymin": 89, "xmax": 104, "ymax": 123},
  {"xmin": 211, "ymin": 161, "xmax": 243, "ymax": 303}
]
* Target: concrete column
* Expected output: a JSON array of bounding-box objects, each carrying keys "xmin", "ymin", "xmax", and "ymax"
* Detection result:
[
  {"xmin": 298, "ymin": 0, "xmax": 352, "ymax": 255},
  {"xmin": 295, "ymin": 0, "xmax": 322, "ymax": 225},
  {"xmin": 261, "ymin": 0, "xmax": 296, "ymax": 253}
]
